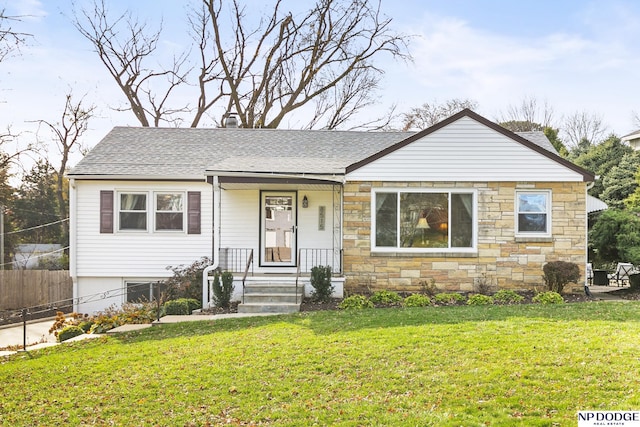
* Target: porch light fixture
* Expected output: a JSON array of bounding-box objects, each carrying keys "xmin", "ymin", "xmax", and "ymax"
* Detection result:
[{"xmin": 302, "ymin": 195, "xmax": 309, "ymax": 208}]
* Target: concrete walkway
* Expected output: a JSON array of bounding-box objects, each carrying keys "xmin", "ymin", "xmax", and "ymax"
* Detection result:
[{"xmin": 586, "ymin": 284, "xmax": 631, "ymax": 301}]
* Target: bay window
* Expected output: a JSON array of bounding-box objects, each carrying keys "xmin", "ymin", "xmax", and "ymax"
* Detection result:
[{"xmin": 373, "ymin": 189, "xmax": 475, "ymax": 251}]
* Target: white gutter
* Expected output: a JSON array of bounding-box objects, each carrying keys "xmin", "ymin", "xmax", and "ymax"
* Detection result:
[
  {"xmin": 202, "ymin": 175, "xmax": 220, "ymax": 309},
  {"xmin": 204, "ymin": 170, "xmax": 345, "ymax": 183}
]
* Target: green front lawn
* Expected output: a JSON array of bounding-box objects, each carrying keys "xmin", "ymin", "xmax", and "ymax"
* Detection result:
[{"xmin": 2, "ymin": 302, "xmax": 640, "ymax": 426}]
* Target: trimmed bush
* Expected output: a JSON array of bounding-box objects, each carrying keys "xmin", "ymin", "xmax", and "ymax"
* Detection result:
[
  {"xmin": 403, "ymin": 294, "xmax": 431, "ymax": 307},
  {"xmin": 493, "ymin": 289, "xmax": 524, "ymax": 304},
  {"xmin": 467, "ymin": 294, "xmax": 494, "ymax": 306},
  {"xmin": 543, "ymin": 261, "xmax": 580, "ymax": 293},
  {"xmin": 434, "ymin": 292, "xmax": 466, "ymax": 305},
  {"xmin": 310, "ymin": 265, "xmax": 334, "ymax": 303},
  {"xmin": 338, "ymin": 295, "xmax": 373, "ymax": 310},
  {"xmin": 212, "ymin": 271, "xmax": 235, "ymax": 308},
  {"xmin": 58, "ymin": 325, "xmax": 85, "ymax": 342},
  {"xmin": 370, "ymin": 290, "xmax": 402, "ymax": 305},
  {"xmin": 533, "ymin": 291, "xmax": 564, "ymax": 304},
  {"xmin": 164, "ymin": 299, "xmax": 190, "ymax": 315}
]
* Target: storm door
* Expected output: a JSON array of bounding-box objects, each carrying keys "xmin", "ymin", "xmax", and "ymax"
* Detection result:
[{"xmin": 261, "ymin": 192, "xmax": 297, "ymax": 266}]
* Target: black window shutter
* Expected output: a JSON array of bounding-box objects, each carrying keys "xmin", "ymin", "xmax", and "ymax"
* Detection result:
[
  {"xmin": 187, "ymin": 191, "xmax": 201, "ymax": 234},
  {"xmin": 100, "ymin": 190, "xmax": 114, "ymax": 233}
]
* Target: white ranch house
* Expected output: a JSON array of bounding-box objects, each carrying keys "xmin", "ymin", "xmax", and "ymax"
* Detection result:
[{"xmin": 68, "ymin": 109, "xmax": 595, "ymax": 314}]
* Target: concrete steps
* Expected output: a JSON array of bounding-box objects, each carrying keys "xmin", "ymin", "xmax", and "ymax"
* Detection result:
[{"xmin": 238, "ymin": 282, "xmax": 302, "ymax": 314}]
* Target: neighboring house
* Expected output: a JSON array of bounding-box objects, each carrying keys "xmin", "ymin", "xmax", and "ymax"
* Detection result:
[
  {"xmin": 622, "ymin": 129, "xmax": 640, "ymax": 150},
  {"xmin": 68, "ymin": 109, "xmax": 595, "ymax": 314},
  {"xmin": 13, "ymin": 244, "xmax": 63, "ymax": 270}
]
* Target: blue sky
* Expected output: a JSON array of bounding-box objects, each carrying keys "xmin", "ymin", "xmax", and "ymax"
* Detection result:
[{"xmin": 1, "ymin": 0, "xmax": 639, "ymax": 168}]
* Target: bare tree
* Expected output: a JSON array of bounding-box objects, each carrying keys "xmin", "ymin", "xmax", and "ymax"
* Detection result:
[
  {"xmin": 74, "ymin": 0, "xmax": 411, "ymax": 129},
  {"xmin": 73, "ymin": 0, "xmax": 190, "ymax": 127},
  {"xmin": 496, "ymin": 96, "xmax": 556, "ymax": 132},
  {"xmin": 401, "ymin": 98, "xmax": 478, "ymax": 131},
  {"xmin": 0, "ymin": 129, "xmax": 34, "ymax": 171},
  {"xmin": 563, "ymin": 110, "xmax": 608, "ymax": 147},
  {"xmin": 0, "ymin": 9, "xmax": 29, "ymax": 62},
  {"xmin": 35, "ymin": 93, "xmax": 96, "ymax": 238}
]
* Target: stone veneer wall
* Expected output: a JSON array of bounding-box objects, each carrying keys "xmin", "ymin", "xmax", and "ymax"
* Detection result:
[{"xmin": 342, "ymin": 181, "xmax": 587, "ymax": 293}]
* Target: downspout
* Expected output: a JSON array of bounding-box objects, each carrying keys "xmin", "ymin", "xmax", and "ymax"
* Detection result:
[
  {"xmin": 202, "ymin": 176, "xmax": 220, "ymax": 309},
  {"xmin": 69, "ymin": 179, "xmax": 78, "ymax": 312},
  {"xmin": 585, "ymin": 177, "xmax": 598, "ymax": 287}
]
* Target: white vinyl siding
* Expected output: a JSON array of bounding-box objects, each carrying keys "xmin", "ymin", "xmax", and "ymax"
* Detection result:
[
  {"xmin": 219, "ymin": 189, "xmax": 335, "ymax": 272},
  {"xmin": 347, "ymin": 116, "xmax": 585, "ymax": 182},
  {"xmin": 74, "ymin": 181, "xmax": 212, "ymax": 277}
]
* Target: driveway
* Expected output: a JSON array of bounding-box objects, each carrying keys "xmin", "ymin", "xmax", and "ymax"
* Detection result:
[{"xmin": 0, "ymin": 318, "xmax": 57, "ymax": 351}]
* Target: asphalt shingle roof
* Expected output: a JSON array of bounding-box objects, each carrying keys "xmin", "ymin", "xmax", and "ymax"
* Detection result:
[{"xmin": 68, "ymin": 125, "xmax": 557, "ymax": 179}]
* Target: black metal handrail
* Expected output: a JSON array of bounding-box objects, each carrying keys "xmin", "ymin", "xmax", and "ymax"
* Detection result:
[
  {"xmin": 220, "ymin": 248, "xmax": 254, "ymax": 273},
  {"xmin": 241, "ymin": 249, "xmax": 254, "ymax": 303},
  {"xmin": 295, "ymin": 248, "xmax": 302, "ymax": 304},
  {"xmin": 298, "ymin": 248, "xmax": 342, "ymax": 274}
]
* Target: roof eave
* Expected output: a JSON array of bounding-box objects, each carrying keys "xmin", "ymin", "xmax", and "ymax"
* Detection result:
[
  {"xmin": 66, "ymin": 173, "xmax": 207, "ymax": 182},
  {"xmin": 205, "ymin": 170, "xmax": 346, "ymax": 183}
]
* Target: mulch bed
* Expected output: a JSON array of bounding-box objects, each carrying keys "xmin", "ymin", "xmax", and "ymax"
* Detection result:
[{"xmin": 198, "ymin": 287, "xmax": 640, "ymax": 316}]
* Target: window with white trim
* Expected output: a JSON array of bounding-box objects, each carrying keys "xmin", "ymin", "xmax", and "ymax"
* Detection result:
[
  {"xmin": 373, "ymin": 189, "xmax": 475, "ymax": 251},
  {"xmin": 119, "ymin": 193, "xmax": 147, "ymax": 231},
  {"xmin": 126, "ymin": 281, "xmax": 154, "ymax": 303},
  {"xmin": 155, "ymin": 193, "xmax": 184, "ymax": 231},
  {"xmin": 516, "ymin": 190, "xmax": 551, "ymax": 236}
]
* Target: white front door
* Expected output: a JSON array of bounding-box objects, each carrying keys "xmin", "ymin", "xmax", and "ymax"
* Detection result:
[{"xmin": 261, "ymin": 192, "xmax": 297, "ymax": 266}]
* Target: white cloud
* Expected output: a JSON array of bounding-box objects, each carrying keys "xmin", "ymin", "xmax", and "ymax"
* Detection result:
[
  {"xmin": 8, "ymin": 0, "xmax": 47, "ymax": 21},
  {"xmin": 382, "ymin": 9, "xmax": 640, "ymax": 135}
]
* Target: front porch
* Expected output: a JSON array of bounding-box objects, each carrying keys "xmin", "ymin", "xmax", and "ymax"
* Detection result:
[{"xmin": 203, "ymin": 248, "xmax": 345, "ymax": 313}]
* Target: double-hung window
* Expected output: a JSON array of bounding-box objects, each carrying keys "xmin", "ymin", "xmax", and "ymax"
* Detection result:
[
  {"xmin": 373, "ymin": 189, "xmax": 476, "ymax": 251},
  {"xmin": 516, "ymin": 190, "xmax": 551, "ymax": 237},
  {"xmin": 119, "ymin": 193, "xmax": 147, "ymax": 231},
  {"xmin": 155, "ymin": 193, "xmax": 184, "ymax": 231}
]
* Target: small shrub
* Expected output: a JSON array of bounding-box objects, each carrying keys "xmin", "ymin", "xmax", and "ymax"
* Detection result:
[
  {"xmin": 419, "ymin": 279, "xmax": 438, "ymax": 296},
  {"xmin": 89, "ymin": 314, "xmax": 120, "ymax": 334},
  {"xmin": 164, "ymin": 298, "xmax": 200, "ymax": 315},
  {"xmin": 403, "ymin": 294, "xmax": 431, "ymax": 307},
  {"xmin": 532, "ymin": 291, "xmax": 564, "ymax": 304},
  {"xmin": 370, "ymin": 290, "xmax": 402, "ymax": 305},
  {"xmin": 467, "ymin": 294, "xmax": 494, "ymax": 306},
  {"xmin": 58, "ymin": 325, "xmax": 85, "ymax": 342},
  {"xmin": 78, "ymin": 321, "xmax": 94, "ymax": 333},
  {"xmin": 86, "ymin": 302, "xmax": 158, "ymax": 334},
  {"xmin": 310, "ymin": 265, "xmax": 334, "ymax": 303},
  {"xmin": 212, "ymin": 271, "xmax": 235, "ymax": 308},
  {"xmin": 338, "ymin": 295, "xmax": 373, "ymax": 310},
  {"xmin": 493, "ymin": 289, "xmax": 524, "ymax": 304},
  {"xmin": 474, "ymin": 274, "xmax": 495, "ymax": 295},
  {"xmin": 434, "ymin": 292, "xmax": 466, "ymax": 305},
  {"xmin": 543, "ymin": 261, "xmax": 580, "ymax": 293},
  {"xmin": 164, "ymin": 257, "xmax": 212, "ymax": 302},
  {"xmin": 164, "ymin": 299, "xmax": 191, "ymax": 315},
  {"xmin": 49, "ymin": 312, "xmax": 87, "ymax": 337}
]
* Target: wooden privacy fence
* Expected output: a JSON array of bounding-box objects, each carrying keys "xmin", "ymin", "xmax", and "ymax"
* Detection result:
[{"xmin": 0, "ymin": 270, "xmax": 72, "ymax": 310}]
